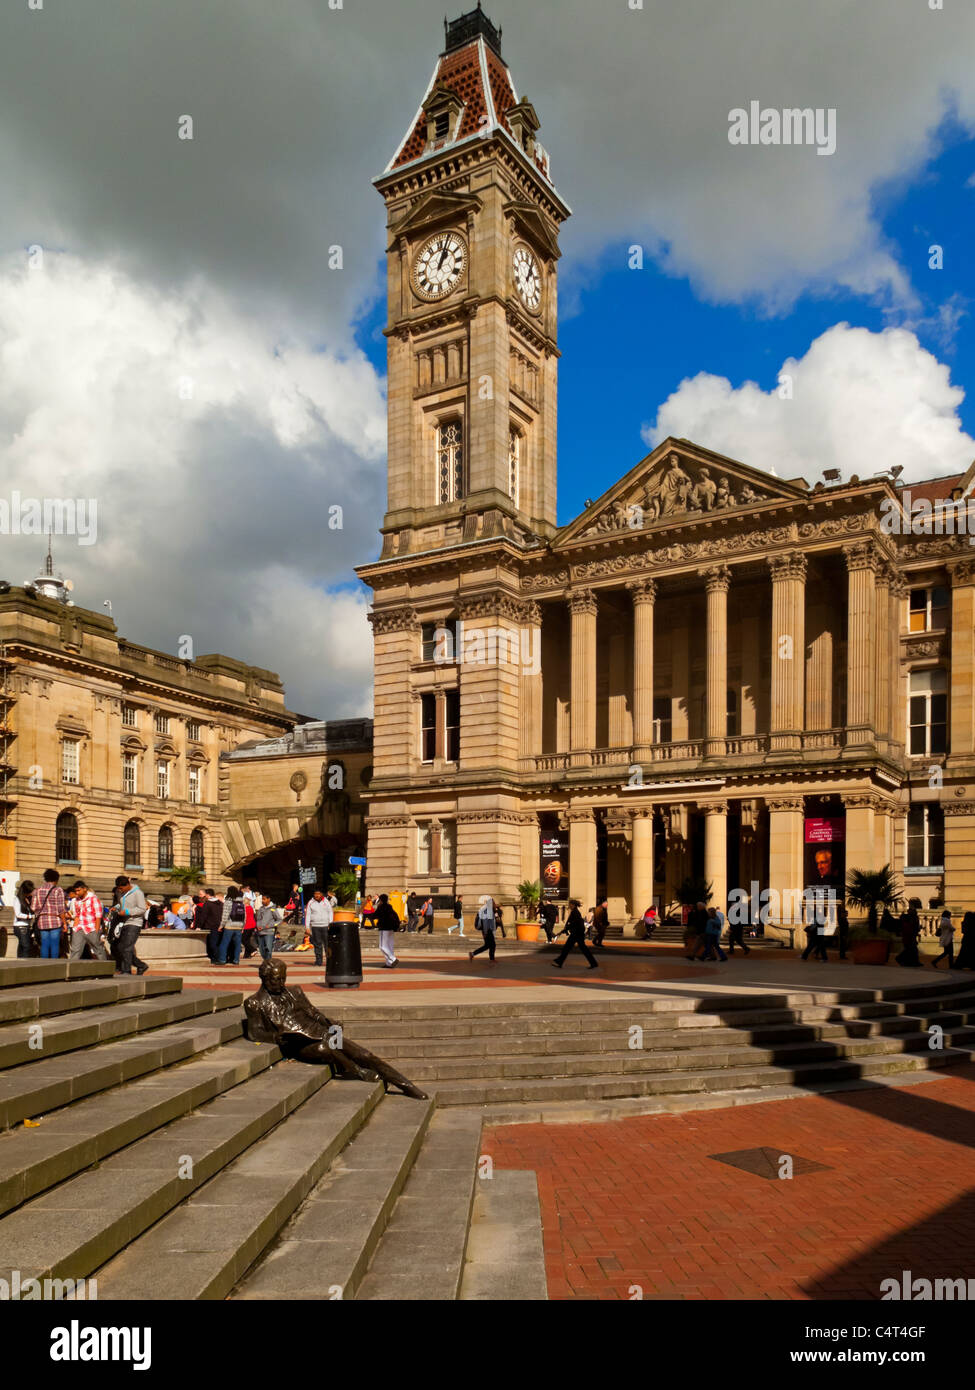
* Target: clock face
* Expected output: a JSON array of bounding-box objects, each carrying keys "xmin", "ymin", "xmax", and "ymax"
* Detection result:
[
  {"xmin": 513, "ymin": 245, "xmax": 542, "ymax": 311},
  {"xmin": 412, "ymin": 232, "xmax": 467, "ymax": 300}
]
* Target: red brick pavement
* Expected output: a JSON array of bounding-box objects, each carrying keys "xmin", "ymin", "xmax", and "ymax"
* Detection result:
[{"xmin": 484, "ymin": 1066, "xmax": 975, "ymax": 1300}]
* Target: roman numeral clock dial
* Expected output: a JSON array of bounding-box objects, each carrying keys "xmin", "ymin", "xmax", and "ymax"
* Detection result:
[
  {"xmin": 412, "ymin": 231, "xmax": 467, "ymax": 300},
  {"xmin": 513, "ymin": 245, "xmax": 541, "ymax": 311}
]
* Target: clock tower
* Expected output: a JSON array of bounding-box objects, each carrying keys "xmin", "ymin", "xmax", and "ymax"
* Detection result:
[{"xmin": 373, "ymin": 4, "xmax": 570, "ymax": 558}]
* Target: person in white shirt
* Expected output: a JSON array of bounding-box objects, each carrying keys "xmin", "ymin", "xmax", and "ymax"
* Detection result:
[{"xmin": 305, "ymin": 891, "xmax": 334, "ymax": 966}]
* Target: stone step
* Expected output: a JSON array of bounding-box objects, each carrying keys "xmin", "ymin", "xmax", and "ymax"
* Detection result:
[
  {"xmin": 0, "ymin": 974, "xmax": 182, "ymax": 1026},
  {"xmin": 232, "ymin": 1092, "xmax": 433, "ymax": 1301},
  {"xmin": 0, "ymin": 960, "xmax": 117, "ymax": 989},
  {"xmin": 459, "ymin": 1169, "xmax": 548, "ymax": 1301},
  {"xmin": 356, "ymin": 1109, "xmax": 483, "ymax": 1302},
  {"xmin": 0, "ymin": 1004, "xmax": 246, "ymax": 1129},
  {"xmin": 0, "ymin": 1059, "xmax": 334, "ymax": 1286},
  {"xmin": 96, "ymin": 1077, "xmax": 384, "ymax": 1300},
  {"xmin": 427, "ymin": 1042, "xmax": 974, "ymax": 1107},
  {"xmin": 0, "ymin": 1038, "xmax": 283, "ymax": 1218},
  {"xmin": 0, "ymin": 989, "xmax": 244, "ymax": 1071},
  {"xmin": 354, "ymin": 1004, "xmax": 975, "ymax": 1059}
]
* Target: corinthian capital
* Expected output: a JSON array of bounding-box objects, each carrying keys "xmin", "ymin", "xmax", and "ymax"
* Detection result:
[
  {"xmin": 568, "ymin": 588, "xmax": 598, "ymax": 616},
  {"xmin": 768, "ymin": 551, "xmax": 808, "ymax": 583},
  {"xmin": 626, "ymin": 578, "xmax": 657, "ymax": 605},
  {"xmin": 843, "ymin": 540, "xmax": 880, "ymax": 574},
  {"xmin": 703, "ymin": 564, "xmax": 732, "ymax": 594}
]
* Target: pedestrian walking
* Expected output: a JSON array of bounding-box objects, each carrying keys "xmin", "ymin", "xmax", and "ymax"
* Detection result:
[
  {"xmin": 469, "ymin": 896, "xmax": 499, "ymax": 965},
  {"xmin": 727, "ymin": 904, "xmax": 751, "ymax": 955},
  {"xmin": 684, "ymin": 901, "xmax": 708, "ymax": 960},
  {"xmin": 113, "ymin": 875, "xmax": 149, "ymax": 975},
  {"xmin": 552, "ymin": 898, "xmax": 598, "ymax": 969},
  {"xmin": 30, "ymin": 869, "xmax": 66, "ymax": 959},
  {"xmin": 493, "ymin": 898, "xmax": 506, "ymax": 938},
  {"xmin": 241, "ymin": 896, "xmax": 258, "ymax": 958},
  {"xmin": 218, "ymin": 886, "xmax": 246, "ymax": 965},
  {"xmin": 253, "ymin": 895, "xmax": 276, "ymax": 961},
  {"xmin": 67, "ymin": 881, "xmax": 108, "ymax": 961},
  {"xmin": 419, "ymin": 896, "xmax": 435, "ymax": 935},
  {"xmin": 447, "ymin": 894, "xmax": 465, "ymax": 936},
  {"xmin": 592, "ymin": 899, "xmax": 610, "ymax": 948},
  {"xmin": 956, "ymin": 911, "xmax": 975, "ymax": 970},
  {"xmin": 801, "ymin": 898, "xmax": 828, "ymax": 962},
  {"xmin": 895, "ymin": 901, "xmax": 922, "ymax": 968},
  {"xmin": 13, "ymin": 879, "xmax": 35, "ymax": 958},
  {"xmin": 538, "ymin": 900, "xmax": 558, "ymax": 942},
  {"xmin": 374, "ymin": 892, "xmax": 400, "ymax": 968},
  {"xmin": 932, "ymin": 909, "xmax": 955, "ymax": 970},
  {"xmin": 406, "ymin": 891, "xmax": 420, "ymax": 933},
  {"xmin": 200, "ymin": 888, "xmax": 223, "ymax": 962},
  {"xmin": 837, "ymin": 901, "xmax": 850, "ymax": 959},
  {"xmin": 699, "ymin": 906, "xmax": 728, "ymax": 962},
  {"xmin": 304, "ymin": 889, "xmax": 333, "ymax": 966}
]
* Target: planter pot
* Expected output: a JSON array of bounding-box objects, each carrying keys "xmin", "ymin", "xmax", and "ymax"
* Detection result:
[
  {"xmin": 332, "ymin": 909, "xmax": 358, "ymax": 923},
  {"xmin": 516, "ymin": 921, "xmax": 540, "ymax": 942},
  {"xmin": 850, "ymin": 937, "xmax": 891, "ymax": 965}
]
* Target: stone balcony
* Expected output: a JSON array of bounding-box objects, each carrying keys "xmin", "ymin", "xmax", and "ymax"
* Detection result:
[{"xmin": 521, "ymin": 728, "xmax": 870, "ymax": 777}]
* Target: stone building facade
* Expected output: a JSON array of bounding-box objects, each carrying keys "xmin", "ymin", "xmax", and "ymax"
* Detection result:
[
  {"xmin": 0, "ymin": 564, "xmax": 296, "ymax": 899},
  {"xmin": 357, "ymin": 7, "xmax": 975, "ymax": 933}
]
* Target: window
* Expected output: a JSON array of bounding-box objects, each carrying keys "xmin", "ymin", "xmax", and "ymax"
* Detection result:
[
  {"xmin": 416, "ymin": 822, "xmax": 432, "ymax": 875},
  {"xmin": 909, "ymin": 668, "xmax": 948, "ymax": 756},
  {"xmin": 653, "ymin": 697, "xmax": 672, "ymax": 744},
  {"xmin": 441, "ymin": 820, "xmax": 456, "ymax": 874},
  {"xmin": 909, "ymin": 586, "xmax": 950, "ymax": 633},
  {"xmin": 421, "ymin": 620, "xmax": 456, "ymax": 664},
  {"xmin": 122, "ymin": 752, "xmax": 138, "ymax": 795},
  {"xmin": 907, "ymin": 804, "xmax": 945, "ymax": 869},
  {"xmin": 61, "ymin": 739, "xmax": 80, "ymax": 785},
  {"xmin": 56, "ymin": 810, "xmax": 79, "ymax": 863},
  {"xmin": 156, "ymin": 761, "xmax": 171, "ymax": 799},
  {"xmin": 508, "ymin": 427, "xmax": 520, "ymax": 509},
  {"xmin": 434, "ymin": 110, "xmax": 450, "ymax": 139},
  {"xmin": 124, "ymin": 820, "xmax": 141, "ymax": 868},
  {"xmin": 438, "ymin": 419, "xmax": 464, "ymax": 504},
  {"xmin": 188, "ymin": 767, "xmax": 201, "ymax": 804},
  {"xmin": 445, "ymin": 689, "xmax": 460, "ymax": 762},
  {"xmin": 726, "ymin": 689, "xmax": 739, "ymax": 737},
  {"xmin": 186, "ymin": 721, "xmax": 202, "ymax": 742},
  {"xmin": 157, "ymin": 825, "xmax": 174, "ymax": 871},
  {"xmin": 154, "ymin": 712, "xmax": 170, "ymax": 735},
  {"xmin": 189, "ymin": 828, "xmax": 205, "ymax": 872},
  {"xmin": 121, "ymin": 705, "xmax": 137, "ymax": 728},
  {"xmin": 420, "ymin": 692, "xmax": 437, "ymax": 762}
]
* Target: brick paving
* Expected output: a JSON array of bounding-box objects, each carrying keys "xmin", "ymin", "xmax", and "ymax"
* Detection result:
[{"xmin": 484, "ymin": 1066, "xmax": 975, "ymax": 1300}]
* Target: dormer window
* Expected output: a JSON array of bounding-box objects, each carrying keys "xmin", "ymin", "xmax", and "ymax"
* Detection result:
[
  {"xmin": 434, "ymin": 111, "xmax": 450, "ymax": 140},
  {"xmin": 424, "ymin": 86, "xmax": 464, "ymax": 148}
]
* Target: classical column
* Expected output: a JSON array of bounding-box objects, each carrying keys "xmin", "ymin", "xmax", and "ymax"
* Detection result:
[
  {"xmin": 704, "ymin": 566, "xmax": 731, "ymax": 757},
  {"xmin": 519, "ymin": 601, "xmax": 543, "ymax": 761},
  {"xmin": 766, "ymin": 796, "xmax": 805, "ymax": 942},
  {"xmin": 874, "ymin": 563, "xmax": 892, "ymax": 742},
  {"xmin": 607, "ymin": 628, "xmax": 631, "ymax": 748},
  {"xmin": 566, "ymin": 808, "xmax": 597, "ymax": 909},
  {"xmin": 569, "ymin": 588, "xmax": 597, "ymax": 767},
  {"xmin": 949, "ymin": 560, "xmax": 975, "ymax": 760},
  {"xmin": 804, "ymin": 602, "xmax": 834, "ymax": 732},
  {"xmin": 889, "ymin": 576, "xmax": 906, "ymax": 753},
  {"xmin": 603, "ymin": 808, "xmax": 633, "ymax": 928},
  {"xmin": 630, "ymin": 809, "xmax": 654, "ymax": 922},
  {"xmin": 662, "ymin": 803, "xmax": 687, "ymax": 911},
  {"xmin": 844, "ymin": 792, "xmax": 885, "ymax": 877},
  {"xmin": 628, "ymin": 579, "xmax": 656, "ymax": 760},
  {"xmin": 944, "ymin": 800, "xmax": 975, "ymax": 913},
  {"xmin": 768, "ymin": 552, "xmax": 807, "ymax": 753},
  {"xmin": 844, "ymin": 541, "xmax": 878, "ymax": 748},
  {"xmin": 702, "ymin": 803, "xmax": 728, "ymax": 913},
  {"xmin": 429, "ymin": 817, "xmax": 443, "ymax": 875}
]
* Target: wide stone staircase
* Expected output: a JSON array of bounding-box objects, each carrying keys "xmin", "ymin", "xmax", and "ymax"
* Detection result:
[
  {"xmin": 0, "ymin": 959, "xmax": 505, "ymax": 1301},
  {"xmin": 337, "ymin": 976, "xmax": 975, "ymax": 1117}
]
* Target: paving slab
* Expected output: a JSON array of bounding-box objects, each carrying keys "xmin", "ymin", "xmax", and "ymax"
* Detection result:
[{"xmin": 460, "ymin": 1169, "xmax": 547, "ymax": 1301}]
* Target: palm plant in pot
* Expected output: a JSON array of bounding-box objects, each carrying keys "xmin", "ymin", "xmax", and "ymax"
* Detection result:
[
  {"xmin": 845, "ymin": 864, "xmax": 901, "ymax": 964},
  {"xmin": 327, "ymin": 868, "xmax": 360, "ymax": 922},
  {"xmin": 516, "ymin": 879, "xmax": 542, "ymax": 941}
]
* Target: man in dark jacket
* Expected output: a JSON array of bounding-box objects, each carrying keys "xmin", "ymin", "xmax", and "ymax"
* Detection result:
[
  {"xmin": 592, "ymin": 899, "xmax": 610, "ymax": 948},
  {"xmin": 539, "ymin": 900, "xmax": 558, "ymax": 942},
  {"xmin": 200, "ymin": 888, "xmax": 223, "ymax": 962},
  {"xmin": 552, "ymin": 898, "xmax": 598, "ymax": 970}
]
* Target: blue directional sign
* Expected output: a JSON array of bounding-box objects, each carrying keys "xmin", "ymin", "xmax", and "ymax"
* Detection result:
[{"xmin": 348, "ymin": 856, "xmax": 366, "ymax": 866}]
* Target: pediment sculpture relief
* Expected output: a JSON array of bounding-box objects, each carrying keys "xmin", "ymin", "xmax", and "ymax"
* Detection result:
[{"xmin": 584, "ymin": 452, "xmax": 771, "ymax": 536}]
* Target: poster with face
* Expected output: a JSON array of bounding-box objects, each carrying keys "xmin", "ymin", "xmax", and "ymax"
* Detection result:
[
  {"xmin": 540, "ymin": 832, "xmax": 569, "ymax": 901},
  {"xmin": 804, "ymin": 818, "xmax": 846, "ymax": 894}
]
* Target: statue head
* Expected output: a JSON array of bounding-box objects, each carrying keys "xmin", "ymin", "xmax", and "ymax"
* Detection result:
[{"xmin": 259, "ymin": 957, "xmax": 288, "ymax": 994}]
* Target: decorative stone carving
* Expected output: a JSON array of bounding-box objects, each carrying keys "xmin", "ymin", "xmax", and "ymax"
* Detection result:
[
  {"xmin": 524, "ymin": 600, "xmax": 543, "ymax": 626},
  {"xmin": 560, "ymin": 807, "xmax": 596, "ymax": 824},
  {"xmin": 368, "ymin": 606, "xmax": 419, "ymax": 635},
  {"xmin": 626, "ymin": 578, "xmax": 657, "ymax": 604},
  {"xmin": 522, "ymin": 569, "xmax": 570, "ymax": 592},
  {"xmin": 768, "ymin": 552, "xmax": 807, "ymax": 582},
  {"xmin": 943, "ymin": 801, "xmax": 975, "ymax": 817},
  {"xmin": 950, "ymin": 559, "xmax": 975, "ymax": 586},
  {"xmin": 798, "ymin": 516, "xmax": 868, "ymax": 540},
  {"xmin": 581, "ymin": 451, "xmax": 774, "ymax": 537},
  {"xmin": 765, "ymin": 796, "xmax": 805, "ymax": 813},
  {"xmin": 365, "ymin": 815, "xmax": 412, "ymax": 829},
  {"xmin": 903, "ymin": 637, "xmax": 943, "ymax": 660},
  {"xmin": 843, "ymin": 540, "xmax": 880, "ymax": 573},
  {"xmin": 457, "ymin": 592, "xmax": 526, "ymax": 622},
  {"xmin": 455, "ymin": 810, "xmax": 536, "ymax": 825},
  {"xmin": 602, "ymin": 808, "xmax": 634, "ymax": 834},
  {"xmin": 703, "ymin": 564, "xmax": 732, "ymax": 593},
  {"xmin": 567, "ymin": 588, "xmax": 598, "ymax": 616}
]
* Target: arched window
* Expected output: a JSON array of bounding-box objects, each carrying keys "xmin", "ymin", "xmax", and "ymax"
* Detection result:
[
  {"xmin": 56, "ymin": 810, "xmax": 79, "ymax": 863},
  {"xmin": 124, "ymin": 820, "xmax": 141, "ymax": 868},
  {"xmin": 157, "ymin": 825, "xmax": 174, "ymax": 871},
  {"xmin": 437, "ymin": 419, "xmax": 464, "ymax": 504},
  {"xmin": 189, "ymin": 828, "xmax": 205, "ymax": 872}
]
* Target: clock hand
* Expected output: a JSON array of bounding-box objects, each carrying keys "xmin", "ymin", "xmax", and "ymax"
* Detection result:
[{"xmin": 437, "ymin": 243, "xmax": 449, "ymax": 271}]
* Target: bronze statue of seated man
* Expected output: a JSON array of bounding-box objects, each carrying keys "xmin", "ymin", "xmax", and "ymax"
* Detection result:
[{"xmin": 244, "ymin": 957, "xmax": 428, "ymax": 1100}]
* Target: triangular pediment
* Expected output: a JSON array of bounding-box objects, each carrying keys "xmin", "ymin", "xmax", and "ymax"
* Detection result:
[
  {"xmin": 556, "ymin": 437, "xmax": 810, "ymax": 547},
  {"xmin": 504, "ymin": 197, "xmax": 560, "ymax": 261},
  {"xmin": 391, "ymin": 189, "xmax": 481, "ymax": 243}
]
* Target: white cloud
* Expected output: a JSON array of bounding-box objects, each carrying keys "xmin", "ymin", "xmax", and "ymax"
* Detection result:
[
  {"xmin": 642, "ymin": 324, "xmax": 974, "ymax": 484},
  {"xmin": 0, "ymin": 252, "xmax": 386, "ymax": 715}
]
